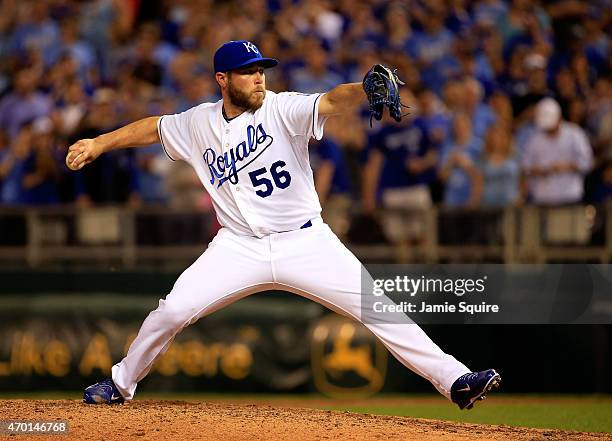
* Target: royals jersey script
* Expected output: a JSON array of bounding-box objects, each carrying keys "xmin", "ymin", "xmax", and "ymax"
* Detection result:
[{"xmin": 158, "ymin": 91, "xmax": 326, "ymax": 237}]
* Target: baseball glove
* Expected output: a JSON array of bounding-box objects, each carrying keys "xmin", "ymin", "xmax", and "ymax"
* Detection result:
[{"xmin": 362, "ymin": 64, "xmax": 408, "ymax": 126}]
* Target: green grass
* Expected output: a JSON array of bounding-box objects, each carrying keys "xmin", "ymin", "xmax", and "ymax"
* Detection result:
[
  {"xmin": 320, "ymin": 397, "xmax": 612, "ymax": 434},
  {"xmin": 2, "ymin": 393, "xmax": 611, "ymax": 434}
]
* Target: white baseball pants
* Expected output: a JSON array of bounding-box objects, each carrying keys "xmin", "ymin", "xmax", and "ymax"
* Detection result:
[{"xmin": 112, "ymin": 218, "xmax": 469, "ymax": 400}]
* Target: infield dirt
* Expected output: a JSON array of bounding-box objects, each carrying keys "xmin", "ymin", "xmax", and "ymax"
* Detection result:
[{"xmin": 1, "ymin": 400, "xmax": 610, "ymax": 440}]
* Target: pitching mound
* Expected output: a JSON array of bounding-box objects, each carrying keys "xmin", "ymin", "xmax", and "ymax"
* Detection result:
[{"xmin": 1, "ymin": 400, "xmax": 610, "ymax": 440}]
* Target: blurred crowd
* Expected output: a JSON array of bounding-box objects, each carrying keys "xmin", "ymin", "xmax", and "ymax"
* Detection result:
[{"xmin": 0, "ymin": 0, "xmax": 611, "ymax": 228}]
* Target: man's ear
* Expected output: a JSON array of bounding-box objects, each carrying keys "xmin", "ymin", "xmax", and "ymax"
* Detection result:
[{"xmin": 215, "ymin": 72, "xmax": 227, "ymax": 89}]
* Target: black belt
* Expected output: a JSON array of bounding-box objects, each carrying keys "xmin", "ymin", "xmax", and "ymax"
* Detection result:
[{"xmin": 300, "ymin": 220, "xmax": 312, "ymax": 229}]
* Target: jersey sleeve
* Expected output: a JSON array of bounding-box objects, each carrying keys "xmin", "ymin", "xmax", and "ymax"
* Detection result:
[
  {"xmin": 275, "ymin": 92, "xmax": 328, "ymax": 140},
  {"xmin": 157, "ymin": 108, "xmax": 196, "ymax": 162}
]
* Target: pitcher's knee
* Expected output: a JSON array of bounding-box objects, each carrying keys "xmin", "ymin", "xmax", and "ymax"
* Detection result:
[{"xmin": 154, "ymin": 299, "xmax": 198, "ymax": 330}]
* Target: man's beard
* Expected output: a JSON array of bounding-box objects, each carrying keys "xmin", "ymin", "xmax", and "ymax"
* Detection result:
[{"xmin": 227, "ymin": 80, "xmax": 265, "ymax": 112}]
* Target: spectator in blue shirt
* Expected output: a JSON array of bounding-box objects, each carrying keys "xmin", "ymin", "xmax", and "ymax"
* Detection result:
[
  {"xmin": 439, "ymin": 29, "xmax": 495, "ymax": 92},
  {"xmin": 473, "ymin": 0, "xmax": 508, "ymax": 27},
  {"xmin": 289, "ymin": 40, "xmax": 343, "ymax": 93},
  {"xmin": 70, "ymin": 88, "xmax": 141, "ymax": 206},
  {"xmin": 20, "ymin": 117, "xmax": 59, "ymax": 205},
  {"xmin": 0, "ymin": 68, "xmax": 52, "ymax": 139},
  {"xmin": 363, "ymin": 117, "xmax": 437, "ymax": 209},
  {"xmin": 309, "ymin": 134, "xmax": 354, "ymax": 236},
  {"xmin": 363, "ymin": 103, "xmax": 439, "ymax": 245},
  {"xmin": 0, "ymin": 123, "xmax": 32, "ymax": 204},
  {"xmin": 488, "ymin": 89, "xmax": 514, "ymax": 129},
  {"xmin": 407, "ymin": 4, "xmax": 455, "ymax": 94},
  {"xmin": 511, "ymin": 52, "xmax": 553, "ymax": 120},
  {"xmin": 498, "ymin": 0, "xmax": 551, "ymax": 61},
  {"xmin": 46, "ymin": 16, "xmax": 96, "ymax": 84},
  {"xmin": 78, "ymin": 0, "xmax": 132, "ymax": 82},
  {"xmin": 7, "ymin": 2, "xmax": 60, "ymax": 67},
  {"xmin": 309, "ymin": 137, "xmax": 352, "ymax": 205},
  {"xmin": 133, "ymin": 23, "xmax": 178, "ymax": 89},
  {"xmin": 463, "ymin": 76, "xmax": 497, "ymax": 139},
  {"xmin": 479, "ymin": 124, "xmax": 521, "ymax": 207},
  {"xmin": 439, "ymin": 113, "xmax": 483, "ymax": 207},
  {"xmin": 136, "ymin": 145, "xmax": 170, "ymax": 205},
  {"xmin": 413, "ymin": 86, "xmax": 451, "ymax": 150},
  {"xmin": 583, "ymin": 7, "xmax": 609, "ymax": 77},
  {"xmin": 174, "ymin": 74, "xmax": 217, "ymax": 113},
  {"xmin": 382, "ymin": 3, "xmax": 413, "ymax": 53},
  {"xmin": 442, "ymin": 78, "xmax": 465, "ymax": 115}
]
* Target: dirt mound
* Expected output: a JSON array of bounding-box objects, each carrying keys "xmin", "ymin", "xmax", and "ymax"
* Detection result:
[{"xmin": 1, "ymin": 400, "xmax": 609, "ymax": 441}]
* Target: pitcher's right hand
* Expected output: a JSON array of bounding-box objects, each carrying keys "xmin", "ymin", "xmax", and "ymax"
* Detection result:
[{"xmin": 65, "ymin": 138, "xmax": 103, "ymax": 170}]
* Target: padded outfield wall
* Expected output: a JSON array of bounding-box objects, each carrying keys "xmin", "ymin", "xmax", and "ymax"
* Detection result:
[{"xmin": 0, "ymin": 270, "xmax": 610, "ymax": 395}]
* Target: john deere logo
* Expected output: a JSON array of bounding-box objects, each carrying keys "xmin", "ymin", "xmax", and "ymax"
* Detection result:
[{"xmin": 311, "ymin": 315, "xmax": 387, "ymax": 397}]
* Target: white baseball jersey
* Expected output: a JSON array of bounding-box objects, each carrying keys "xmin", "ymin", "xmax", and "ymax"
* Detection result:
[{"xmin": 157, "ymin": 91, "xmax": 327, "ymax": 237}]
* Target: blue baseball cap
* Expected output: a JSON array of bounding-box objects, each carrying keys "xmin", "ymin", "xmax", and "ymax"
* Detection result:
[{"xmin": 214, "ymin": 40, "xmax": 278, "ymax": 73}]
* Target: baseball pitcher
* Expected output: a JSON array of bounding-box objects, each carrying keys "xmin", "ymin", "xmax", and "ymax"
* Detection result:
[{"xmin": 67, "ymin": 40, "xmax": 500, "ymax": 410}]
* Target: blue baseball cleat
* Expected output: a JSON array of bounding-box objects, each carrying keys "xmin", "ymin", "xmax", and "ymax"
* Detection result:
[
  {"xmin": 83, "ymin": 378, "xmax": 125, "ymax": 405},
  {"xmin": 451, "ymin": 369, "xmax": 501, "ymax": 410}
]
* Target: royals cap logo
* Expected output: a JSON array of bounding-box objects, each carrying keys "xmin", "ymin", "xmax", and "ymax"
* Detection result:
[{"xmin": 214, "ymin": 40, "xmax": 278, "ymax": 73}]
